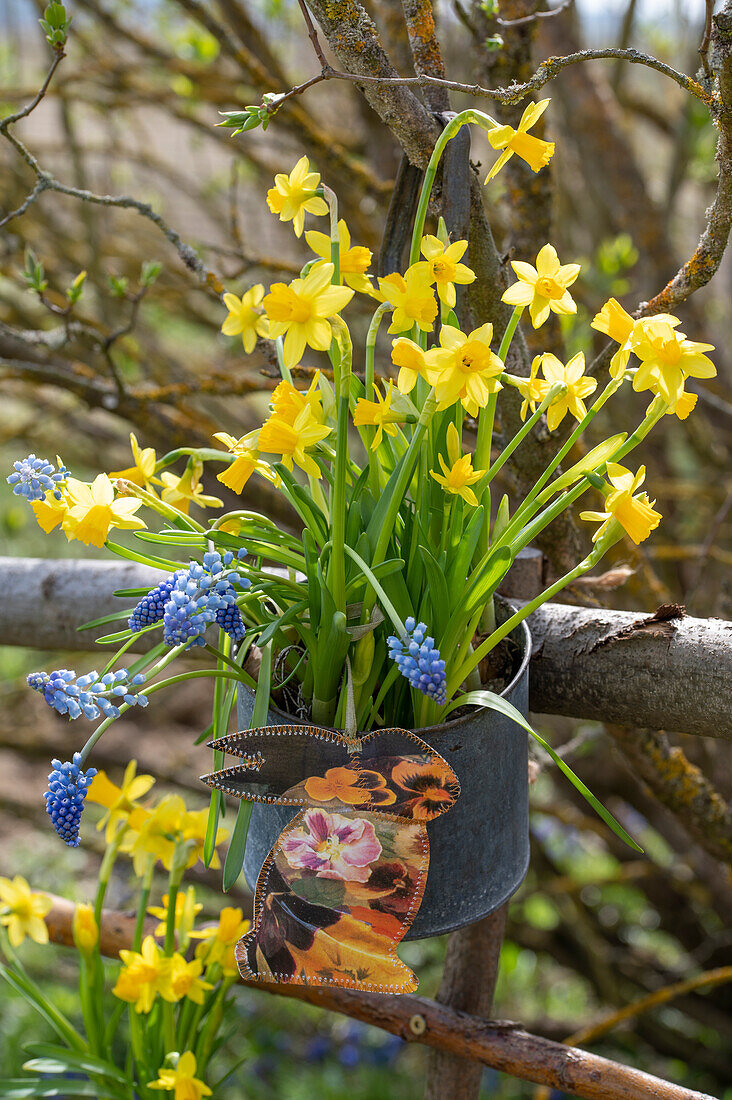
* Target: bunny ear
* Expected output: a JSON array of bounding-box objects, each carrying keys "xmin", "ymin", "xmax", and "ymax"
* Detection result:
[{"xmin": 202, "ymin": 724, "xmax": 354, "ymax": 805}]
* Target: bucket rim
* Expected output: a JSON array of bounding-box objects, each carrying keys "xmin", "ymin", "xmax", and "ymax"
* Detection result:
[{"xmin": 246, "ymin": 596, "xmax": 532, "ymax": 738}]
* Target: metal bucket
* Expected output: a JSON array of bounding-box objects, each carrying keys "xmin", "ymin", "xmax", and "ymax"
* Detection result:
[{"xmin": 238, "ymin": 604, "xmax": 531, "ymax": 939}]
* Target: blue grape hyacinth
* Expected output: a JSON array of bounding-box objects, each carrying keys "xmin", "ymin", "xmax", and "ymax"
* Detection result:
[
  {"xmin": 128, "ymin": 573, "xmax": 182, "ymax": 633},
  {"xmin": 7, "ymin": 454, "xmax": 67, "ymax": 502},
  {"xmin": 44, "ymin": 752, "xmax": 97, "ymax": 846},
  {"xmin": 28, "ymin": 668, "xmax": 148, "ymax": 721},
  {"xmin": 160, "ymin": 550, "xmax": 249, "ymax": 649},
  {"xmin": 387, "ymin": 618, "xmax": 447, "ymax": 705}
]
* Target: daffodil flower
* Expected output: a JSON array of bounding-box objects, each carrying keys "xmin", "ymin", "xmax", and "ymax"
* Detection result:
[
  {"xmin": 149, "ymin": 1051, "xmax": 212, "ymax": 1099},
  {"xmin": 31, "ymin": 490, "xmax": 69, "ymax": 534},
  {"xmin": 0, "ymin": 875, "xmax": 51, "ymax": 947},
  {"xmin": 486, "ymin": 99, "xmax": 555, "ymax": 182},
  {"xmin": 121, "ymin": 795, "xmax": 227, "ymax": 875},
  {"xmin": 160, "ymin": 459, "xmax": 223, "ymax": 514},
  {"xmin": 513, "ymin": 356, "xmax": 548, "ymax": 421},
  {"xmin": 87, "ymin": 760, "xmax": 155, "ymax": 842},
  {"xmin": 391, "ymin": 337, "xmax": 431, "ymax": 395},
  {"xmin": 306, "ymin": 219, "xmax": 374, "ymax": 293},
  {"xmin": 213, "ymin": 431, "xmax": 275, "ymax": 493},
  {"xmin": 415, "ymin": 235, "xmax": 476, "ymax": 308},
  {"xmin": 630, "ymin": 318, "xmax": 715, "ymax": 405},
  {"xmin": 109, "ymin": 433, "xmax": 160, "ymax": 490},
  {"xmin": 72, "ymin": 902, "xmax": 99, "ymax": 954},
  {"xmin": 535, "ymin": 352, "xmax": 597, "ymax": 431},
  {"xmin": 190, "ymin": 905, "xmax": 250, "ymax": 975},
  {"xmin": 353, "ymin": 382, "xmax": 405, "ymax": 449},
  {"xmin": 590, "ymin": 297, "xmax": 637, "ymax": 378},
  {"xmin": 425, "ymin": 323, "xmax": 505, "ymax": 416},
  {"xmin": 580, "ymin": 463, "xmax": 662, "ymax": 545},
  {"xmin": 159, "ymin": 953, "xmax": 212, "ymax": 1004},
  {"xmin": 502, "ymin": 243, "xmax": 580, "ymax": 329},
  {"xmin": 148, "ymin": 887, "xmax": 202, "ymax": 947},
  {"xmin": 113, "ymin": 935, "xmax": 167, "ymax": 1013},
  {"xmin": 221, "ymin": 285, "xmax": 269, "ymax": 352},
  {"xmin": 263, "ymin": 263, "xmax": 354, "ymax": 369},
  {"xmin": 378, "ymin": 266, "xmax": 438, "ymax": 334},
  {"xmin": 266, "ymin": 155, "xmax": 328, "ymax": 237},
  {"xmin": 270, "ymin": 375, "xmax": 324, "ymax": 424},
  {"xmin": 430, "ymin": 424, "xmax": 485, "ymax": 507},
  {"xmin": 258, "ymin": 404, "xmax": 332, "ymax": 478},
  {"xmin": 63, "ymin": 473, "xmax": 146, "ymax": 548}
]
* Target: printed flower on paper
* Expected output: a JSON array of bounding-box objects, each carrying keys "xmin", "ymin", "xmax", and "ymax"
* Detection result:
[
  {"xmin": 379, "ymin": 267, "xmax": 438, "ymax": 335},
  {"xmin": 282, "ymin": 809, "xmax": 382, "ymax": 882},
  {"xmin": 416, "ymin": 235, "xmax": 476, "ymax": 308},
  {"xmin": 391, "ymin": 758, "xmax": 460, "ymax": 821},
  {"xmin": 0, "ymin": 875, "xmax": 51, "ymax": 947},
  {"xmin": 149, "ymin": 1051, "xmax": 212, "ymax": 1100},
  {"xmin": 63, "ymin": 474, "xmax": 146, "ymax": 547},
  {"xmin": 502, "ymin": 243, "xmax": 580, "ymax": 329},
  {"xmin": 486, "ymin": 99, "xmax": 554, "ymax": 182},
  {"xmin": 580, "ymin": 463, "xmax": 662, "ymax": 546},
  {"xmin": 392, "ymin": 337, "xmax": 430, "ymax": 396},
  {"xmin": 630, "ymin": 318, "xmax": 715, "ymax": 405},
  {"xmin": 426, "ymin": 323, "xmax": 505, "ymax": 416},
  {"xmin": 304, "ymin": 767, "xmax": 396, "ymax": 807},
  {"xmin": 266, "ymin": 155, "xmax": 328, "ymax": 237},
  {"xmin": 264, "ymin": 263, "xmax": 354, "ymax": 369},
  {"xmin": 306, "ymin": 219, "xmax": 374, "ymax": 293},
  {"xmin": 431, "ymin": 423, "xmax": 485, "ymax": 507},
  {"xmin": 87, "ymin": 760, "xmax": 155, "ymax": 842},
  {"xmin": 221, "ymin": 285, "xmax": 269, "ymax": 352},
  {"xmin": 108, "ymin": 434, "xmax": 160, "ymax": 490},
  {"xmin": 258, "ymin": 404, "xmax": 332, "ymax": 478},
  {"xmin": 353, "ymin": 382, "xmax": 405, "ymax": 450}
]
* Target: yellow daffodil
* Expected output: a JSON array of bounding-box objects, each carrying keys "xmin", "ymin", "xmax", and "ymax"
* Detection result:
[
  {"xmin": 486, "ymin": 99, "xmax": 555, "ymax": 182},
  {"xmin": 502, "ymin": 243, "xmax": 580, "ymax": 329},
  {"xmin": 159, "ymin": 954, "xmax": 212, "ymax": 1004},
  {"xmin": 425, "ymin": 323, "xmax": 505, "ymax": 416},
  {"xmin": 580, "ymin": 463, "xmax": 662, "ymax": 545},
  {"xmin": 72, "ymin": 903, "xmax": 99, "ymax": 954},
  {"xmin": 31, "ymin": 490, "xmax": 69, "ymax": 534},
  {"xmin": 378, "ymin": 266, "xmax": 438, "ymax": 335},
  {"xmin": 414, "ymin": 236, "xmax": 476, "ymax": 308},
  {"xmin": 270, "ymin": 376, "xmax": 323, "ymax": 424},
  {"xmin": 213, "ymin": 431, "xmax": 275, "ymax": 494},
  {"xmin": 663, "ymin": 382, "xmax": 698, "ymax": 421},
  {"xmin": 113, "ymin": 935, "xmax": 166, "ymax": 1013},
  {"xmin": 305, "ymin": 219, "xmax": 374, "ymax": 293},
  {"xmin": 630, "ymin": 318, "xmax": 715, "ymax": 405},
  {"xmin": 514, "ymin": 356, "xmax": 548, "ymax": 421},
  {"xmin": 353, "ymin": 382, "xmax": 405, "ymax": 449},
  {"xmin": 263, "ymin": 263, "xmax": 353, "ymax": 369},
  {"xmin": 258, "ymin": 404, "xmax": 332, "ymax": 478},
  {"xmin": 0, "ymin": 875, "xmax": 51, "ymax": 947},
  {"xmin": 160, "ymin": 459, "xmax": 223, "ymax": 514},
  {"xmin": 590, "ymin": 297, "xmax": 637, "ymax": 378},
  {"xmin": 266, "ymin": 155, "xmax": 328, "ymax": 238},
  {"xmin": 122, "ymin": 796, "xmax": 228, "ymax": 875},
  {"xmin": 63, "ymin": 474, "xmax": 146, "ymax": 548},
  {"xmin": 148, "ymin": 887, "xmax": 202, "ymax": 948},
  {"xmin": 181, "ymin": 806, "xmax": 227, "ymax": 869},
  {"xmin": 221, "ymin": 285, "xmax": 269, "ymax": 353},
  {"xmin": 391, "ymin": 337, "xmax": 431, "ymax": 396},
  {"xmin": 87, "ymin": 761, "xmax": 155, "ymax": 843},
  {"xmin": 430, "ymin": 424, "xmax": 485, "ymax": 507},
  {"xmin": 535, "ymin": 352, "xmax": 597, "ymax": 431},
  {"xmin": 109, "ymin": 434, "xmax": 160, "ymax": 490},
  {"xmin": 191, "ymin": 906, "xmax": 250, "ymax": 975},
  {"xmin": 149, "ymin": 1052, "xmax": 212, "ymax": 1099}
]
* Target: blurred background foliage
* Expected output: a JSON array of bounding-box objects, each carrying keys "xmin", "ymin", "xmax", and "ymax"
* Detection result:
[{"xmin": 1, "ymin": 0, "xmax": 731, "ymax": 1096}]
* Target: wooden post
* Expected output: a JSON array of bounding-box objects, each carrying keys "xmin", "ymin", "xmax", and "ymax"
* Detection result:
[{"xmin": 424, "ymin": 550, "xmax": 544, "ymax": 1099}]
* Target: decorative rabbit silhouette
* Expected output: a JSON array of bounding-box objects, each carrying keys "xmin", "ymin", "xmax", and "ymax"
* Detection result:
[{"xmin": 202, "ymin": 725, "xmax": 460, "ymax": 993}]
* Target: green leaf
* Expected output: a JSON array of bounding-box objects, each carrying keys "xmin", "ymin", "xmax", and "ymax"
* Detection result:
[
  {"xmin": 0, "ymin": 963, "xmax": 86, "ymax": 1052},
  {"xmin": 23, "ymin": 1044, "xmax": 127, "ymax": 1083},
  {"xmin": 0, "ymin": 1082, "xmax": 105, "ymax": 1098},
  {"xmin": 464, "ymin": 545, "xmax": 512, "ymax": 615},
  {"xmin": 76, "ymin": 609, "xmax": 132, "ymax": 631},
  {"xmin": 442, "ymin": 691, "xmax": 642, "ymax": 852},
  {"xmin": 418, "ymin": 546, "xmax": 449, "ymax": 637},
  {"xmin": 105, "ymin": 541, "xmax": 181, "ymax": 572},
  {"xmin": 446, "ymin": 505, "xmax": 484, "ymax": 603}
]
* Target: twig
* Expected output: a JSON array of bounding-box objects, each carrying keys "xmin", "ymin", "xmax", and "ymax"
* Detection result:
[
  {"xmin": 700, "ymin": 0, "xmax": 715, "ymax": 77},
  {"xmin": 0, "ymin": 50, "xmax": 65, "ymax": 130},
  {"xmin": 0, "ymin": 177, "xmax": 48, "ymax": 229},
  {"xmin": 296, "ymin": 0, "xmax": 330, "ymax": 71},
  {"xmin": 497, "ymin": 0, "xmax": 573, "ymax": 28}
]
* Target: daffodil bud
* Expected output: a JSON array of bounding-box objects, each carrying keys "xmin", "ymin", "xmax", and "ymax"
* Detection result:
[{"xmin": 72, "ymin": 902, "xmax": 98, "ymax": 954}]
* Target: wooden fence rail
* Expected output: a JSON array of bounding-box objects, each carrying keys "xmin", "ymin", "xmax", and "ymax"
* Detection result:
[{"xmin": 1, "ymin": 556, "xmax": 730, "ymax": 739}]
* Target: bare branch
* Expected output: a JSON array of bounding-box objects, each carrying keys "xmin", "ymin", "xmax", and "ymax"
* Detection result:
[
  {"xmin": 0, "ymin": 50, "xmax": 65, "ymax": 129},
  {"xmin": 496, "ymin": 0, "xmax": 574, "ymax": 28}
]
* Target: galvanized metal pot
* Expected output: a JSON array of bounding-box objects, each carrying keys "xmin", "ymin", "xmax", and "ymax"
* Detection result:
[{"xmin": 238, "ymin": 605, "xmax": 531, "ymax": 940}]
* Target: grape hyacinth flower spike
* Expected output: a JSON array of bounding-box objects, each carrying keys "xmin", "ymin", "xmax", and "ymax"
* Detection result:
[
  {"xmin": 44, "ymin": 752, "xmax": 97, "ymax": 846},
  {"xmin": 28, "ymin": 668, "xmax": 148, "ymax": 720},
  {"xmin": 387, "ymin": 618, "xmax": 447, "ymax": 705},
  {"xmin": 7, "ymin": 454, "xmax": 67, "ymax": 501}
]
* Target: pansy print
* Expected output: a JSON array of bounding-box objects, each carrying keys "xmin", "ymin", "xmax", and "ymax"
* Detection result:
[{"xmin": 202, "ymin": 725, "xmax": 460, "ymax": 993}]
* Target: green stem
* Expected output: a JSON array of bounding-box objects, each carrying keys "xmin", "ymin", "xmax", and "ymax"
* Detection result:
[
  {"xmin": 323, "ymin": 184, "xmax": 340, "ymax": 284},
  {"xmin": 479, "ymin": 382, "xmax": 567, "ymax": 489},
  {"xmin": 94, "ymin": 832, "xmax": 124, "ymax": 925},
  {"xmin": 133, "ymin": 859, "xmax": 155, "ymax": 951},
  {"xmin": 329, "ymin": 317, "xmax": 353, "ymax": 614}
]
